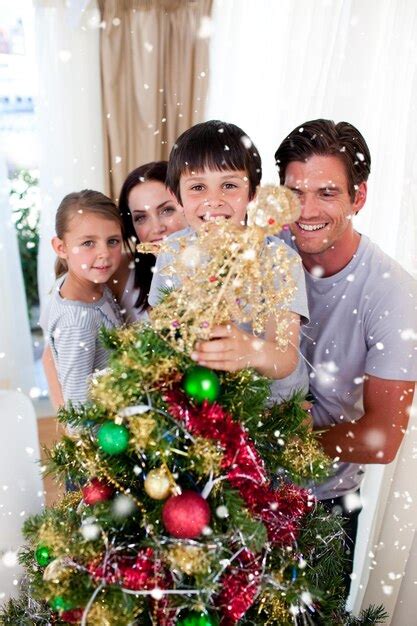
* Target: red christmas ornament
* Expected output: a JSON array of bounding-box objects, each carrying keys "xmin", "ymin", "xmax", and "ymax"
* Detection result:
[
  {"xmin": 60, "ymin": 608, "xmax": 84, "ymax": 623},
  {"xmin": 82, "ymin": 478, "xmax": 114, "ymax": 506},
  {"xmin": 162, "ymin": 490, "xmax": 211, "ymax": 539}
]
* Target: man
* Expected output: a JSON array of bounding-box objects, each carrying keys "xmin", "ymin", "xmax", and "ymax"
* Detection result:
[{"xmin": 274, "ymin": 119, "xmax": 417, "ymax": 590}]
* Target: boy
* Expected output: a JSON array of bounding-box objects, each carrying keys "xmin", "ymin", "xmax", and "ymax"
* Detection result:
[{"xmin": 149, "ymin": 120, "xmax": 309, "ymax": 400}]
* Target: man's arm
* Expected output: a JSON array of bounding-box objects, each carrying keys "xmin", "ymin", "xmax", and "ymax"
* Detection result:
[{"xmin": 316, "ymin": 376, "xmax": 415, "ymax": 464}]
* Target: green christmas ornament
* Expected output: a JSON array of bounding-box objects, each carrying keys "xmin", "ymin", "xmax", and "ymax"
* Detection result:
[
  {"xmin": 177, "ymin": 610, "xmax": 219, "ymax": 626},
  {"xmin": 182, "ymin": 366, "xmax": 220, "ymax": 404},
  {"xmin": 35, "ymin": 544, "xmax": 53, "ymax": 567},
  {"xmin": 50, "ymin": 595, "xmax": 73, "ymax": 612},
  {"xmin": 97, "ymin": 422, "xmax": 129, "ymax": 455}
]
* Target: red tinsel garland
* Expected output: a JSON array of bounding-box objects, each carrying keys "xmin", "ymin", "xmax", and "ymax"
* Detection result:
[
  {"xmin": 216, "ymin": 549, "xmax": 262, "ymax": 625},
  {"xmin": 164, "ymin": 389, "xmax": 312, "ymax": 623},
  {"xmin": 164, "ymin": 390, "xmax": 311, "ymax": 546},
  {"xmin": 87, "ymin": 548, "xmax": 177, "ymax": 624}
]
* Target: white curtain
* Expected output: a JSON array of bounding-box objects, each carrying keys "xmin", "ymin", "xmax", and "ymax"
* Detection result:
[
  {"xmin": 354, "ymin": 395, "xmax": 417, "ymax": 622},
  {"xmin": 207, "ymin": 0, "xmax": 417, "ymax": 275},
  {"xmin": 34, "ymin": 0, "xmax": 105, "ymax": 308},
  {"xmin": 207, "ymin": 0, "xmax": 417, "ymax": 619},
  {"xmin": 0, "ymin": 155, "xmax": 36, "ymax": 394},
  {"xmin": 0, "ymin": 390, "xmax": 44, "ymax": 601}
]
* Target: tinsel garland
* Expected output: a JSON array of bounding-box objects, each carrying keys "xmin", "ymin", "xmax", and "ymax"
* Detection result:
[
  {"xmin": 88, "ymin": 548, "xmax": 160, "ymax": 590},
  {"xmin": 164, "ymin": 389, "xmax": 313, "ymax": 622},
  {"xmin": 165, "ymin": 390, "xmax": 312, "ymax": 546},
  {"xmin": 215, "ymin": 549, "xmax": 262, "ymax": 625},
  {"xmin": 87, "ymin": 548, "xmax": 177, "ymax": 624}
]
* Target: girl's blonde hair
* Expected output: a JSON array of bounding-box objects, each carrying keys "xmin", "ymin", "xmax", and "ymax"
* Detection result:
[{"xmin": 54, "ymin": 189, "xmax": 123, "ymax": 278}]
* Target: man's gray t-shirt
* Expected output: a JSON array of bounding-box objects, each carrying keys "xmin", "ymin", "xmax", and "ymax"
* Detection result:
[
  {"xmin": 281, "ymin": 231, "xmax": 417, "ymax": 500},
  {"xmin": 47, "ymin": 281, "xmax": 123, "ymax": 405},
  {"xmin": 149, "ymin": 227, "xmax": 310, "ymax": 401}
]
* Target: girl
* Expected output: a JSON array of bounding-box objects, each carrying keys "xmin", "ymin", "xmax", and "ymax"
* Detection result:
[
  {"xmin": 42, "ymin": 162, "xmax": 186, "ymax": 408},
  {"xmin": 46, "ymin": 190, "xmax": 124, "ymax": 406},
  {"xmin": 111, "ymin": 161, "xmax": 186, "ymax": 322}
]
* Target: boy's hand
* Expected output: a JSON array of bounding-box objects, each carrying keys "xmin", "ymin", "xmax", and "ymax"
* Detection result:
[
  {"xmin": 191, "ymin": 313, "xmax": 300, "ymax": 379},
  {"xmin": 191, "ymin": 323, "xmax": 260, "ymax": 372}
]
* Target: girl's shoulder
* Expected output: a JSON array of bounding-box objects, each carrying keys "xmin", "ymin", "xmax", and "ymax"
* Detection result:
[{"xmin": 49, "ymin": 288, "xmax": 122, "ymax": 331}]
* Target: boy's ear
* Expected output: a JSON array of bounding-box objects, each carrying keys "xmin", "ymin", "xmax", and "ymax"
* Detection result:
[{"xmin": 52, "ymin": 236, "xmax": 67, "ymax": 259}]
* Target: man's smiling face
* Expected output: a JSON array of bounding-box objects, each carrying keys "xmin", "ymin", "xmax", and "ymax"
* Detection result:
[{"xmin": 285, "ymin": 154, "xmax": 366, "ymax": 255}]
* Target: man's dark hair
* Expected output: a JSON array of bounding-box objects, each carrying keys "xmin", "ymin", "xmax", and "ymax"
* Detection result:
[
  {"xmin": 274, "ymin": 119, "xmax": 371, "ymax": 201},
  {"xmin": 167, "ymin": 120, "xmax": 262, "ymax": 204}
]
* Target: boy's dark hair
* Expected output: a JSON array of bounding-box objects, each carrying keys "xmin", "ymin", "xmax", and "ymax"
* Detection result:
[
  {"xmin": 274, "ymin": 119, "xmax": 371, "ymax": 201},
  {"xmin": 118, "ymin": 161, "xmax": 170, "ymax": 312},
  {"xmin": 166, "ymin": 120, "xmax": 262, "ymax": 203}
]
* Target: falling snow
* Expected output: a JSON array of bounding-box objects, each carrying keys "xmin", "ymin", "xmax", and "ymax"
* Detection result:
[{"xmin": 311, "ymin": 265, "xmax": 324, "ymax": 278}]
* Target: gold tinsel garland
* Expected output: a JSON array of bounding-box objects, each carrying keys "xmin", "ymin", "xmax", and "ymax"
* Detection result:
[
  {"xmin": 89, "ymin": 354, "xmax": 181, "ymax": 415},
  {"xmin": 38, "ymin": 520, "xmax": 72, "ymax": 556},
  {"xmin": 257, "ymin": 591, "xmax": 291, "ymax": 624},
  {"xmin": 281, "ymin": 437, "xmax": 329, "ymax": 479},
  {"xmin": 165, "ymin": 544, "xmax": 210, "ymax": 576},
  {"xmin": 55, "ymin": 490, "xmax": 83, "ymax": 511},
  {"xmin": 188, "ymin": 437, "xmax": 224, "ymax": 476},
  {"xmin": 127, "ymin": 414, "xmax": 157, "ymax": 452},
  {"xmin": 87, "ymin": 603, "xmax": 115, "ymax": 626}
]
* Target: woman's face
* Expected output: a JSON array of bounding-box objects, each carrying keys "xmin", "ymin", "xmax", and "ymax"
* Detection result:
[{"xmin": 128, "ymin": 180, "xmax": 186, "ymax": 244}]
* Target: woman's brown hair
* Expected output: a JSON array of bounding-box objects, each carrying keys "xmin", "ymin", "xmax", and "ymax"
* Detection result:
[{"xmin": 118, "ymin": 161, "xmax": 169, "ymax": 312}]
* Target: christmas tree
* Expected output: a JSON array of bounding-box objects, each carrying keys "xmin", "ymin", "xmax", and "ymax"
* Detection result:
[{"xmin": 0, "ymin": 187, "xmax": 387, "ymax": 625}]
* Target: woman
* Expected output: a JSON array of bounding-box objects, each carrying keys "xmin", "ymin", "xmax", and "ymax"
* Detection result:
[
  {"xmin": 111, "ymin": 161, "xmax": 186, "ymax": 322},
  {"xmin": 42, "ymin": 161, "xmax": 186, "ymax": 409}
]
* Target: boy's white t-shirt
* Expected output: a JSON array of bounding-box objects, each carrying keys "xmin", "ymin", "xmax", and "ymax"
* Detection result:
[{"xmin": 148, "ymin": 227, "xmax": 310, "ymax": 401}]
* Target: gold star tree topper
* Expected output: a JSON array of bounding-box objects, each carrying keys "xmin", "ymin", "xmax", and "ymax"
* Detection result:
[{"xmin": 139, "ymin": 185, "xmax": 301, "ymax": 354}]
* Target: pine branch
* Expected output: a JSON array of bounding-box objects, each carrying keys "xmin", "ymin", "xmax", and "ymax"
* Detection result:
[
  {"xmin": 346, "ymin": 604, "xmax": 389, "ymax": 625},
  {"xmin": 222, "ymin": 487, "xmax": 268, "ymax": 553}
]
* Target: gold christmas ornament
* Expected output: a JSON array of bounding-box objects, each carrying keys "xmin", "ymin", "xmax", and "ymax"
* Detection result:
[
  {"xmin": 42, "ymin": 556, "xmax": 73, "ymax": 582},
  {"xmin": 140, "ymin": 184, "xmax": 301, "ymax": 355},
  {"xmin": 144, "ymin": 467, "xmax": 172, "ymax": 500}
]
